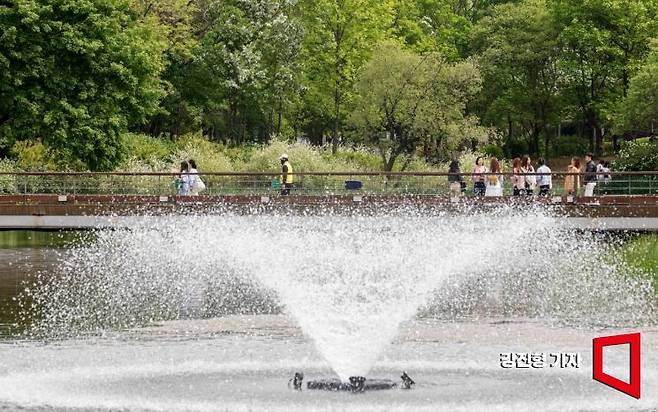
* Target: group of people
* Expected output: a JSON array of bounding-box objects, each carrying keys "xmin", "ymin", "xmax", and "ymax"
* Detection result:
[
  {"xmin": 449, "ymin": 153, "xmax": 611, "ymax": 197},
  {"xmin": 175, "ymin": 159, "xmax": 206, "ymax": 195},
  {"xmin": 564, "ymin": 154, "xmax": 611, "ymax": 196},
  {"xmin": 174, "ymin": 154, "xmax": 293, "ymax": 196},
  {"xmin": 173, "ymin": 152, "xmax": 611, "ymax": 197}
]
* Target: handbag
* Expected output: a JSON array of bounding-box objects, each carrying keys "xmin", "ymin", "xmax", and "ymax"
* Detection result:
[{"xmin": 196, "ymin": 178, "xmax": 206, "ymax": 192}]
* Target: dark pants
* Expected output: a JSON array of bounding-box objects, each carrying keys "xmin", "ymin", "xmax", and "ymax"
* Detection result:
[
  {"xmin": 539, "ymin": 185, "xmax": 550, "ymax": 196},
  {"xmin": 474, "ymin": 181, "xmax": 486, "ymax": 196},
  {"xmin": 281, "ymin": 183, "xmax": 293, "ymax": 195}
]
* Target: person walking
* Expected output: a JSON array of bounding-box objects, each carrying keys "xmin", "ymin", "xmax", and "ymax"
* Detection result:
[
  {"xmin": 597, "ymin": 160, "xmax": 611, "ymax": 183},
  {"xmin": 521, "ymin": 155, "xmax": 536, "ymax": 196},
  {"xmin": 485, "ymin": 157, "xmax": 503, "ymax": 197},
  {"xmin": 178, "ymin": 160, "xmax": 191, "ymax": 196},
  {"xmin": 511, "ymin": 157, "xmax": 524, "ymax": 196},
  {"xmin": 472, "ymin": 156, "xmax": 488, "ymax": 196},
  {"xmin": 188, "ymin": 159, "xmax": 206, "ymax": 195},
  {"xmin": 583, "ymin": 153, "xmax": 597, "ymax": 197},
  {"xmin": 448, "ymin": 160, "xmax": 465, "ymax": 197},
  {"xmin": 279, "ymin": 154, "xmax": 294, "ymax": 195},
  {"xmin": 564, "ymin": 157, "xmax": 581, "ymax": 195},
  {"xmin": 536, "ymin": 158, "xmax": 552, "ymax": 196}
]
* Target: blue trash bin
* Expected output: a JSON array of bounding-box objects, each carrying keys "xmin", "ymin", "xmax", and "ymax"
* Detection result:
[{"xmin": 344, "ymin": 180, "xmax": 363, "ymax": 190}]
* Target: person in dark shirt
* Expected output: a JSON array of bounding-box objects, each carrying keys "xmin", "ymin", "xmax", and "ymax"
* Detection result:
[
  {"xmin": 448, "ymin": 160, "xmax": 465, "ymax": 197},
  {"xmin": 583, "ymin": 153, "xmax": 597, "ymax": 197}
]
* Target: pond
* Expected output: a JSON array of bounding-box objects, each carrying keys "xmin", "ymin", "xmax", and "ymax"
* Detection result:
[{"xmin": 0, "ymin": 209, "xmax": 657, "ymax": 411}]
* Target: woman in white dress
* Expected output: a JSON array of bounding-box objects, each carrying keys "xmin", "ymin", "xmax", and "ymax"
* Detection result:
[
  {"xmin": 521, "ymin": 155, "xmax": 536, "ymax": 196},
  {"xmin": 188, "ymin": 159, "xmax": 206, "ymax": 195},
  {"xmin": 485, "ymin": 157, "xmax": 503, "ymax": 197}
]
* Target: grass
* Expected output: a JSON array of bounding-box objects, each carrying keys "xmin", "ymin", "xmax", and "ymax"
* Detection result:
[
  {"xmin": 618, "ymin": 234, "xmax": 658, "ymax": 283},
  {"xmin": 0, "ymin": 230, "xmax": 90, "ymax": 249}
]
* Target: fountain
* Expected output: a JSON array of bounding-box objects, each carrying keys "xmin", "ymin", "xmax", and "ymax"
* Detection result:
[{"xmin": 2, "ymin": 204, "xmax": 658, "ymax": 410}]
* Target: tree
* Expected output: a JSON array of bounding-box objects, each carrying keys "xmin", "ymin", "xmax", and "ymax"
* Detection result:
[
  {"xmin": 135, "ymin": 0, "xmax": 204, "ymax": 138},
  {"xmin": 299, "ymin": 0, "xmax": 393, "ymax": 152},
  {"xmin": 472, "ymin": 0, "xmax": 561, "ymax": 155},
  {"xmin": 196, "ymin": 0, "xmax": 302, "ymax": 144},
  {"xmin": 391, "ymin": 0, "xmax": 471, "ymax": 58},
  {"xmin": 616, "ymin": 45, "xmax": 658, "ymax": 136},
  {"xmin": 0, "ymin": 0, "xmax": 166, "ymax": 169},
  {"xmin": 550, "ymin": 0, "xmax": 658, "ymax": 155},
  {"xmin": 350, "ymin": 42, "xmax": 482, "ymax": 171}
]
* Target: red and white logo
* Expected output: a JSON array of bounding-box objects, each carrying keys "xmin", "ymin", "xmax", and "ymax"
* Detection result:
[{"xmin": 592, "ymin": 332, "xmax": 641, "ymax": 399}]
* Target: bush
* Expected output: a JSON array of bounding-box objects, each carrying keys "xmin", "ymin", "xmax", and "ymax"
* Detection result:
[
  {"xmin": 483, "ymin": 144, "xmax": 504, "ymax": 160},
  {"xmin": 548, "ymin": 135, "xmax": 590, "ymax": 158},
  {"xmin": 614, "ymin": 139, "xmax": 658, "ymax": 171},
  {"xmin": 0, "ymin": 158, "xmax": 19, "ymax": 193},
  {"xmin": 503, "ymin": 137, "xmax": 529, "ymax": 158},
  {"xmin": 122, "ymin": 133, "xmax": 173, "ymax": 165},
  {"xmin": 10, "ymin": 140, "xmax": 58, "ymax": 171},
  {"xmin": 328, "ymin": 146, "xmax": 383, "ymax": 170}
]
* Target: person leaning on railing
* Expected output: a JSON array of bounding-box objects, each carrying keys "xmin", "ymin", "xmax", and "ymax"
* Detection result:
[
  {"xmin": 448, "ymin": 160, "xmax": 465, "ymax": 197},
  {"xmin": 472, "ymin": 156, "xmax": 488, "ymax": 196},
  {"xmin": 511, "ymin": 157, "xmax": 524, "ymax": 196},
  {"xmin": 536, "ymin": 158, "xmax": 552, "ymax": 196},
  {"xmin": 583, "ymin": 153, "xmax": 597, "ymax": 197},
  {"xmin": 485, "ymin": 157, "xmax": 503, "ymax": 197},
  {"xmin": 521, "ymin": 155, "xmax": 536, "ymax": 196},
  {"xmin": 564, "ymin": 157, "xmax": 581, "ymax": 195},
  {"xmin": 172, "ymin": 160, "xmax": 191, "ymax": 196}
]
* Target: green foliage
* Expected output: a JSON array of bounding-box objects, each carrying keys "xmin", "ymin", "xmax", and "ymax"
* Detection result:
[
  {"xmin": 298, "ymin": 0, "xmax": 393, "ymax": 149},
  {"xmin": 196, "ymin": 0, "xmax": 303, "ymax": 142},
  {"xmin": 613, "ymin": 139, "xmax": 658, "ymax": 171},
  {"xmin": 472, "ymin": 0, "xmax": 561, "ymax": 154},
  {"xmin": 10, "ymin": 140, "xmax": 59, "ymax": 171},
  {"xmin": 483, "ymin": 144, "xmax": 504, "ymax": 160},
  {"xmin": 391, "ymin": 0, "xmax": 471, "ymax": 57},
  {"xmin": 550, "ymin": 0, "xmax": 658, "ymax": 154},
  {"xmin": 133, "ymin": 0, "xmax": 203, "ymax": 137},
  {"xmin": 616, "ymin": 45, "xmax": 658, "ymax": 134},
  {"xmin": 547, "ymin": 135, "xmax": 590, "ymax": 158},
  {"xmin": 122, "ymin": 133, "xmax": 173, "ymax": 164},
  {"xmin": 619, "ymin": 235, "xmax": 658, "ymax": 281},
  {"xmin": 0, "ymin": 0, "xmax": 167, "ymax": 170},
  {"xmin": 171, "ymin": 134, "xmax": 233, "ymax": 172},
  {"xmin": 3, "ymin": 0, "xmax": 658, "ymax": 169},
  {"xmin": 351, "ymin": 41, "xmax": 483, "ymax": 171},
  {"xmin": 0, "ymin": 158, "xmax": 18, "ymax": 193},
  {"xmin": 503, "ymin": 137, "xmax": 529, "ymax": 159}
]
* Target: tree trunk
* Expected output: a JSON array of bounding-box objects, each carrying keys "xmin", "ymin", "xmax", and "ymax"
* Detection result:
[
  {"xmin": 532, "ymin": 124, "xmax": 540, "ymax": 155},
  {"xmin": 595, "ymin": 126, "xmax": 603, "ymax": 157},
  {"xmin": 589, "ymin": 125, "xmax": 595, "ymax": 154},
  {"xmin": 332, "ymin": 78, "xmax": 340, "ymax": 154},
  {"xmin": 276, "ymin": 95, "xmax": 283, "ymax": 136}
]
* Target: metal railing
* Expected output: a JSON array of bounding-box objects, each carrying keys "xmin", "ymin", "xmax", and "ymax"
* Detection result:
[{"xmin": 0, "ymin": 171, "xmax": 656, "ymax": 197}]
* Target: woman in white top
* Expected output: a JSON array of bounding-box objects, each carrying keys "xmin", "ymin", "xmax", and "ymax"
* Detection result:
[
  {"xmin": 188, "ymin": 159, "xmax": 200, "ymax": 195},
  {"xmin": 485, "ymin": 157, "xmax": 503, "ymax": 197},
  {"xmin": 187, "ymin": 159, "xmax": 207, "ymax": 195},
  {"xmin": 521, "ymin": 155, "xmax": 536, "ymax": 196},
  {"xmin": 472, "ymin": 156, "xmax": 488, "ymax": 196}
]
